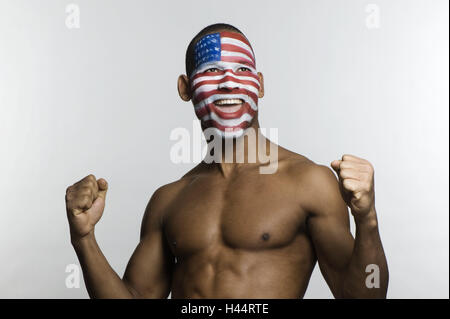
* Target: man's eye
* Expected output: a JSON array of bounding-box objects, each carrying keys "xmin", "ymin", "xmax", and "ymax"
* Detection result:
[
  {"xmin": 205, "ymin": 68, "xmax": 220, "ymax": 73},
  {"xmin": 238, "ymin": 67, "xmax": 251, "ymax": 72}
]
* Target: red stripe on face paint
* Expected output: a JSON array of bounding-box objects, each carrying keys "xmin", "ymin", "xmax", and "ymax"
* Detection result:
[
  {"xmin": 221, "ymin": 56, "xmax": 255, "ymax": 67},
  {"xmin": 191, "ymin": 69, "xmax": 260, "ymax": 82},
  {"xmin": 192, "ymin": 77, "xmax": 260, "ymax": 92},
  {"xmin": 221, "ymin": 44, "xmax": 255, "ymax": 63},
  {"xmin": 203, "ymin": 119, "xmax": 251, "ymax": 132},
  {"xmin": 220, "ymin": 31, "xmax": 253, "ymax": 49}
]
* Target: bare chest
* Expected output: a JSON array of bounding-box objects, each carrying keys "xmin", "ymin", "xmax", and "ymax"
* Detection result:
[{"xmin": 163, "ymin": 174, "xmax": 307, "ymax": 256}]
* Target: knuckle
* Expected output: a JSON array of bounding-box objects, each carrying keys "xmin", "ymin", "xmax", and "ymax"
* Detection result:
[
  {"xmin": 65, "ymin": 192, "xmax": 73, "ymax": 202},
  {"xmin": 79, "ymin": 195, "xmax": 92, "ymax": 207},
  {"xmin": 81, "ymin": 186, "xmax": 93, "ymax": 195},
  {"xmin": 83, "ymin": 174, "xmax": 96, "ymax": 185},
  {"xmin": 343, "ymin": 180, "xmax": 357, "ymax": 192},
  {"xmin": 80, "ymin": 194, "xmax": 91, "ymax": 201},
  {"xmin": 82, "ymin": 180, "xmax": 95, "ymax": 189},
  {"xmin": 341, "ymin": 161, "xmax": 352, "ymax": 169},
  {"xmin": 363, "ymin": 180, "xmax": 373, "ymax": 191},
  {"xmin": 342, "ymin": 179, "xmax": 351, "ymax": 188}
]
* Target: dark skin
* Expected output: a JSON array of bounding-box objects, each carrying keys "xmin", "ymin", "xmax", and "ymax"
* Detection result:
[{"xmin": 66, "ymin": 30, "xmax": 388, "ymax": 299}]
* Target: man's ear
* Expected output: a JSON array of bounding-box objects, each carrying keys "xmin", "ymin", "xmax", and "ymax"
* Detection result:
[
  {"xmin": 257, "ymin": 72, "xmax": 264, "ymax": 98},
  {"xmin": 178, "ymin": 74, "xmax": 192, "ymax": 101}
]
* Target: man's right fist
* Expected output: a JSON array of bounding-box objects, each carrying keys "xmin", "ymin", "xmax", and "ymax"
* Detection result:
[{"xmin": 65, "ymin": 174, "xmax": 108, "ymax": 243}]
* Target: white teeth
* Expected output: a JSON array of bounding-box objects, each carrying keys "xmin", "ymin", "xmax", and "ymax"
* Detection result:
[{"xmin": 214, "ymin": 99, "xmax": 243, "ymax": 105}]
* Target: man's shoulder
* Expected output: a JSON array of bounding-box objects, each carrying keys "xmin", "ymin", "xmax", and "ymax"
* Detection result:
[
  {"xmin": 149, "ymin": 177, "xmax": 192, "ymax": 209},
  {"xmin": 146, "ymin": 163, "xmax": 207, "ymax": 213},
  {"xmin": 279, "ymin": 150, "xmax": 344, "ymax": 217},
  {"xmin": 141, "ymin": 176, "xmax": 194, "ymax": 231},
  {"xmin": 278, "ymin": 148, "xmax": 333, "ymax": 179},
  {"xmin": 277, "ymin": 148, "xmax": 339, "ymax": 196}
]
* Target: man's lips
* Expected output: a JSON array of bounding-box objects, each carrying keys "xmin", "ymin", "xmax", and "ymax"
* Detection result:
[
  {"xmin": 209, "ymin": 98, "xmax": 251, "ymax": 120},
  {"xmin": 213, "ymin": 98, "xmax": 244, "ymax": 113}
]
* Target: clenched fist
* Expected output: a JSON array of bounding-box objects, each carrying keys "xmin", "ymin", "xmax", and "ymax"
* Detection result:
[
  {"xmin": 331, "ymin": 154, "xmax": 375, "ymax": 219},
  {"xmin": 65, "ymin": 174, "xmax": 108, "ymax": 243}
]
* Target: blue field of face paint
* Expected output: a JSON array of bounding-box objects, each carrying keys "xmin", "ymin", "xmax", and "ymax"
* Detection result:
[{"xmin": 194, "ymin": 32, "xmax": 221, "ymax": 69}]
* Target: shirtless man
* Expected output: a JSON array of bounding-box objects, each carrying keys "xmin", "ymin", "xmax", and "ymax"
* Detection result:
[{"xmin": 65, "ymin": 24, "xmax": 388, "ymax": 299}]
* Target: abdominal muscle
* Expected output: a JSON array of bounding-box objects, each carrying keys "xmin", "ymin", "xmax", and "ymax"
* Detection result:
[{"xmin": 170, "ymin": 237, "xmax": 316, "ymax": 299}]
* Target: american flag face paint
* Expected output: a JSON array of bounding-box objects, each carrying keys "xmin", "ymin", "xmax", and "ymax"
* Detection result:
[{"xmin": 190, "ymin": 31, "xmax": 260, "ymax": 138}]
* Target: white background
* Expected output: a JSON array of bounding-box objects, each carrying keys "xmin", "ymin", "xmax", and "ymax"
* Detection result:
[{"xmin": 0, "ymin": 0, "xmax": 448, "ymax": 298}]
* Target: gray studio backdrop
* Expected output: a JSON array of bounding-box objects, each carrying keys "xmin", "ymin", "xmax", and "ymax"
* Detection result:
[{"xmin": 0, "ymin": 0, "xmax": 448, "ymax": 298}]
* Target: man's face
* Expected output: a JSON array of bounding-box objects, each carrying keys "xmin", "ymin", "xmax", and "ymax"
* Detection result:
[{"xmin": 189, "ymin": 31, "xmax": 261, "ymax": 138}]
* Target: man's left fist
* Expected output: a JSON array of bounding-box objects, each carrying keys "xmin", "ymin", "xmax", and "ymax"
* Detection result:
[{"xmin": 331, "ymin": 154, "xmax": 375, "ymax": 218}]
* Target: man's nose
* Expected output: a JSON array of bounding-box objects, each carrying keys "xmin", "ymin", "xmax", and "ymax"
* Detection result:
[{"xmin": 218, "ymin": 71, "xmax": 239, "ymax": 90}]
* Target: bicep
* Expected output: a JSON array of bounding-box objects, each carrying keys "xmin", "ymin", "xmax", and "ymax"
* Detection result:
[
  {"xmin": 304, "ymin": 166, "xmax": 354, "ymax": 296},
  {"xmin": 122, "ymin": 190, "xmax": 175, "ymax": 298},
  {"xmin": 123, "ymin": 229, "xmax": 174, "ymax": 298}
]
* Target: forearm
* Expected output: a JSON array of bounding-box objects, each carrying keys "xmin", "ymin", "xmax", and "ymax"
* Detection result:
[
  {"xmin": 340, "ymin": 208, "xmax": 389, "ymax": 298},
  {"xmin": 72, "ymin": 233, "xmax": 135, "ymax": 299}
]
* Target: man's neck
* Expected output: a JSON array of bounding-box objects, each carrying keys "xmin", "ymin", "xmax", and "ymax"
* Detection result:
[{"xmin": 204, "ymin": 120, "xmax": 273, "ymax": 177}]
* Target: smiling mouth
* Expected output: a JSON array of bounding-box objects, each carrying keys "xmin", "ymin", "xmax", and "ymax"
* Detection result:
[{"xmin": 213, "ymin": 98, "xmax": 244, "ymax": 113}]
